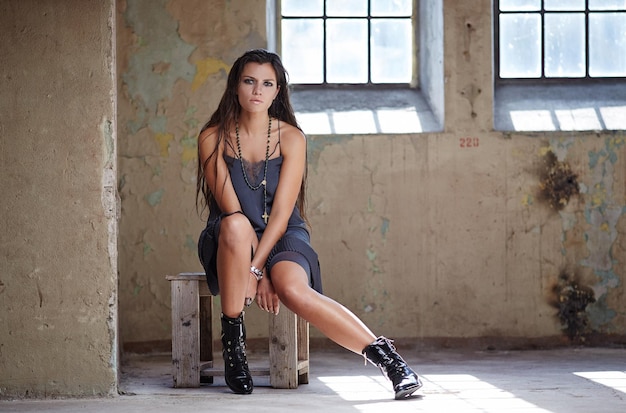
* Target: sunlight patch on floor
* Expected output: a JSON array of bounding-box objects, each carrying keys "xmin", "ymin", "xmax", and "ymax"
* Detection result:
[
  {"xmin": 574, "ymin": 371, "xmax": 626, "ymax": 394},
  {"xmin": 319, "ymin": 374, "xmax": 556, "ymax": 413}
]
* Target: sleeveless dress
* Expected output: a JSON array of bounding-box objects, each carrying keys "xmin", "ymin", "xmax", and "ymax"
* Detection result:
[{"xmin": 197, "ymin": 135, "xmax": 322, "ymax": 296}]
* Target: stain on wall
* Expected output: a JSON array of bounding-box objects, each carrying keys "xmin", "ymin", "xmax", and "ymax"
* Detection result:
[
  {"xmin": 538, "ymin": 148, "xmax": 579, "ymax": 211},
  {"xmin": 542, "ymin": 136, "xmax": 625, "ymax": 338},
  {"xmin": 550, "ymin": 268, "xmax": 595, "ymax": 340}
]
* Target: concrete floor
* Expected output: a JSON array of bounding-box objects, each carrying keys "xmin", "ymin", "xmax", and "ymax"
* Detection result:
[{"xmin": 1, "ymin": 347, "xmax": 625, "ymax": 412}]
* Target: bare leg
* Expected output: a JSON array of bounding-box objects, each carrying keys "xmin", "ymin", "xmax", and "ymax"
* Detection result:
[
  {"xmin": 270, "ymin": 261, "xmax": 376, "ymax": 354},
  {"xmin": 215, "ymin": 214, "xmax": 258, "ymax": 394},
  {"xmin": 271, "ymin": 260, "xmax": 422, "ymax": 400},
  {"xmin": 216, "ymin": 213, "xmax": 258, "ymax": 318}
]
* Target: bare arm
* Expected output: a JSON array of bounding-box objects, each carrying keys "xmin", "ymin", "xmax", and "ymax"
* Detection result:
[{"xmin": 198, "ymin": 126, "xmax": 242, "ymax": 215}]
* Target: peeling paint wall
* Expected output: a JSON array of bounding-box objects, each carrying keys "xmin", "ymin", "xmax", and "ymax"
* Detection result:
[
  {"xmin": 308, "ymin": 132, "xmax": 624, "ymax": 340},
  {"xmin": 117, "ymin": 0, "xmax": 269, "ymax": 345},
  {"xmin": 117, "ymin": 0, "xmax": 625, "ymax": 348},
  {"xmin": 581, "ymin": 137, "xmax": 625, "ymax": 330},
  {"xmin": 0, "ymin": 0, "xmax": 118, "ymax": 398}
]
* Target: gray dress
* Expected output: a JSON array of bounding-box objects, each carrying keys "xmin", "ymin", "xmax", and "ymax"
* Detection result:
[{"xmin": 198, "ymin": 151, "xmax": 322, "ymax": 296}]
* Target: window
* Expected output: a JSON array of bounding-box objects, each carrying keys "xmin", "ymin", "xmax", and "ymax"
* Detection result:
[
  {"xmin": 494, "ymin": 0, "xmax": 626, "ymax": 132},
  {"xmin": 280, "ymin": 0, "xmax": 414, "ymax": 86},
  {"xmin": 276, "ymin": 0, "xmax": 444, "ymax": 135},
  {"xmin": 495, "ymin": 0, "xmax": 626, "ymax": 81},
  {"xmin": 268, "ymin": 0, "xmax": 444, "ymax": 135}
]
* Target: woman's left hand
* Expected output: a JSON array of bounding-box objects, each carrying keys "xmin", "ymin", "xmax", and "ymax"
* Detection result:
[{"xmin": 256, "ymin": 276, "xmax": 280, "ymax": 315}]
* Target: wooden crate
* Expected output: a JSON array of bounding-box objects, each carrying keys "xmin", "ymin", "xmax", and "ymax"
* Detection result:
[{"xmin": 166, "ymin": 272, "xmax": 309, "ymax": 388}]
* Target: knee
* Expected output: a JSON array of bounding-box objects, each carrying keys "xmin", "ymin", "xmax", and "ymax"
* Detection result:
[
  {"xmin": 275, "ymin": 283, "xmax": 295, "ymax": 305},
  {"xmin": 218, "ymin": 213, "xmax": 253, "ymax": 249},
  {"xmin": 275, "ymin": 281, "xmax": 311, "ymax": 311}
]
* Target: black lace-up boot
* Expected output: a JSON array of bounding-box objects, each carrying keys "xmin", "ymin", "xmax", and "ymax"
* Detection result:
[
  {"xmin": 221, "ymin": 313, "xmax": 253, "ymax": 394},
  {"xmin": 362, "ymin": 336, "xmax": 422, "ymax": 399}
]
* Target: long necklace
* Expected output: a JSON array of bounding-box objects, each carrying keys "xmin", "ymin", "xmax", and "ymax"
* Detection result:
[{"xmin": 235, "ymin": 117, "xmax": 272, "ymax": 224}]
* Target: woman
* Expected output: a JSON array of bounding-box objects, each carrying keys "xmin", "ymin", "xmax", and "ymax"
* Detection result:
[{"xmin": 196, "ymin": 49, "xmax": 421, "ymax": 400}]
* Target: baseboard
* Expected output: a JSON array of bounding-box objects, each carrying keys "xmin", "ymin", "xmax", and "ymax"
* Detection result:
[{"xmin": 122, "ymin": 333, "xmax": 626, "ymax": 355}]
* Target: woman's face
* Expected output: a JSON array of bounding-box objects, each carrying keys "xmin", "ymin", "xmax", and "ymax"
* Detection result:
[{"xmin": 237, "ymin": 62, "xmax": 280, "ymax": 114}]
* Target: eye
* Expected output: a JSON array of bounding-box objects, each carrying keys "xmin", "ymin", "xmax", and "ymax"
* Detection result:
[
  {"xmin": 264, "ymin": 81, "xmax": 274, "ymax": 87},
  {"xmin": 243, "ymin": 78, "xmax": 254, "ymax": 84}
]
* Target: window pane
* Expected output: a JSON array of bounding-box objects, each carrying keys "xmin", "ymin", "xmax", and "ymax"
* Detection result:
[
  {"xmin": 499, "ymin": 14, "xmax": 541, "ymax": 78},
  {"xmin": 326, "ymin": 0, "xmax": 367, "ymax": 17},
  {"xmin": 371, "ymin": 19, "xmax": 412, "ymax": 83},
  {"xmin": 371, "ymin": 0, "xmax": 412, "ymax": 16},
  {"xmin": 282, "ymin": 0, "xmax": 323, "ymax": 16},
  {"xmin": 544, "ymin": 0, "xmax": 585, "ymax": 11},
  {"xmin": 589, "ymin": 13, "xmax": 626, "ymax": 76},
  {"xmin": 545, "ymin": 13, "xmax": 585, "ymax": 77},
  {"xmin": 327, "ymin": 20, "xmax": 368, "ymax": 83},
  {"xmin": 282, "ymin": 19, "xmax": 324, "ymax": 83},
  {"xmin": 589, "ymin": 0, "xmax": 626, "ymax": 11},
  {"xmin": 499, "ymin": 0, "xmax": 540, "ymax": 12}
]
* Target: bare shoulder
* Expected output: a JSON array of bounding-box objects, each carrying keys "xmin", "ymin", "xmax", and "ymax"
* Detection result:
[
  {"xmin": 198, "ymin": 125, "xmax": 219, "ymax": 146},
  {"xmin": 197, "ymin": 125, "xmax": 223, "ymax": 161},
  {"xmin": 279, "ymin": 122, "xmax": 306, "ymax": 154}
]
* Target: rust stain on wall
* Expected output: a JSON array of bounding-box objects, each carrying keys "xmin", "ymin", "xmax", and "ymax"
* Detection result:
[
  {"xmin": 537, "ymin": 149, "xmax": 579, "ymax": 211},
  {"xmin": 546, "ymin": 137, "xmax": 624, "ymax": 334},
  {"xmin": 460, "ymin": 83, "xmax": 481, "ymax": 119},
  {"xmin": 549, "ymin": 268, "xmax": 595, "ymax": 341}
]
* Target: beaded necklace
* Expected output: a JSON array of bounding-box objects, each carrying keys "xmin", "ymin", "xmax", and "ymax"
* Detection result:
[{"xmin": 235, "ymin": 117, "xmax": 272, "ymax": 224}]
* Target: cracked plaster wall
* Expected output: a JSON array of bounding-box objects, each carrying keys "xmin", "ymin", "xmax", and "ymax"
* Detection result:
[
  {"xmin": 118, "ymin": 0, "xmax": 625, "ymax": 349},
  {"xmin": 0, "ymin": 0, "xmax": 118, "ymax": 398}
]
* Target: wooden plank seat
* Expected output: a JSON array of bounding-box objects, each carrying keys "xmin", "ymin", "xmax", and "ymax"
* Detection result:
[{"xmin": 166, "ymin": 272, "xmax": 309, "ymax": 389}]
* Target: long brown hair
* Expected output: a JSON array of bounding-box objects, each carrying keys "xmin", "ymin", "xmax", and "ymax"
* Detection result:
[{"xmin": 196, "ymin": 49, "xmax": 308, "ymax": 222}]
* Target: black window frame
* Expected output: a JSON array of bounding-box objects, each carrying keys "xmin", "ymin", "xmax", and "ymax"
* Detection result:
[
  {"xmin": 279, "ymin": 0, "xmax": 416, "ymax": 89},
  {"xmin": 494, "ymin": 0, "xmax": 626, "ymax": 84}
]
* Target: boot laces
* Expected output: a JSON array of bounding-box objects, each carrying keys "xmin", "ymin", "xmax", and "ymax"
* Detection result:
[
  {"xmin": 363, "ymin": 337, "xmax": 397, "ymax": 365},
  {"xmin": 226, "ymin": 338, "xmax": 249, "ymax": 367}
]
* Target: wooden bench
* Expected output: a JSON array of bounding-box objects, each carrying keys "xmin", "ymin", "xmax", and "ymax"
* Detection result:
[{"xmin": 166, "ymin": 272, "xmax": 309, "ymax": 389}]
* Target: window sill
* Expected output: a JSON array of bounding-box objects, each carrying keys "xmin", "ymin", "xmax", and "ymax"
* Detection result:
[
  {"xmin": 290, "ymin": 88, "xmax": 442, "ymax": 135},
  {"xmin": 494, "ymin": 83, "xmax": 626, "ymax": 132}
]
